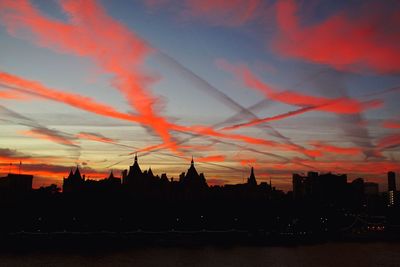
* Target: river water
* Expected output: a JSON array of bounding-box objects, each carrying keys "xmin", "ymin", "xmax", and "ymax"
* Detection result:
[{"xmin": 1, "ymin": 242, "xmax": 399, "ymax": 267}]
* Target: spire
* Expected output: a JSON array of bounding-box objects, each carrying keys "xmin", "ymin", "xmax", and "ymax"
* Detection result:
[
  {"xmin": 248, "ymin": 166, "xmax": 257, "ymax": 186},
  {"xmin": 109, "ymin": 170, "xmax": 114, "ymax": 180},
  {"xmin": 74, "ymin": 165, "xmax": 82, "ymax": 180},
  {"xmin": 184, "ymin": 156, "xmax": 199, "ymax": 182},
  {"xmin": 68, "ymin": 168, "xmax": 73, "ymax": 179},
  {"xmin": 128, "ymin": 152, "xmax": 142, "ymax": 178},
  {"xmin": 148, "ymin": 167, "xmax": 154, "ymax": 177}
]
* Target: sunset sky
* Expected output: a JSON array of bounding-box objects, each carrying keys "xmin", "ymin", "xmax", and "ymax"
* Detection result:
[{"xmin": 0, "ymin": 0, "xmax": 399, "ymax": 191}]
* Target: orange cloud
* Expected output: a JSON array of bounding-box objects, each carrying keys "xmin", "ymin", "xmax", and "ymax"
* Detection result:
[
  {"xmin": 0, "ymin": 156, "xmax": 40, "ymax": 165},
  {"xmin": 274, "ymin": 0, "xmax": 400, "ymax": 73},
  {"xmin": 193, "ymin": 155, "xmax": 225, "ymax": 162},
  {"xmin": 236, "ymin": 157, "xmax": 258, "ymax": 168},
  {"xmin": 8, "ymin": 164, "xmax": 109, "ymax": 188},
  {"xmin": 0, "ymin": 89, "xmax": 28, "ymax": 100},
  {"xmin": 0, "ymin": 148, "xmax": 110, "ymax": 188},
  {"xmin": 20, "ymin": 129, "xmax": 78, "ymax": 147},
  {"xmin": 0, "ymin": 148, "xmax": 62, "ymax": 166},
  {"xmin": 76, "ymin": 132, "xmax": 116, "ymax": 144}
]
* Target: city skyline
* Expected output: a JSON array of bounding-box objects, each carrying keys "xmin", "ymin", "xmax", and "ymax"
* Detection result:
[
  {"xmin": 2, "ymin": 154, "xmax": 398, "ymax": 194},
  {"xmin": 1, "ymin": 0, "xmax": 400, "ymax": 191}
]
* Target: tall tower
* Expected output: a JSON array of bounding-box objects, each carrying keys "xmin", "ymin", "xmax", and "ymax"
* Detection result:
[
  {"xmin": 247, "ymin": 167, "xmax": 257, "ymax": 187},
  {"xmin": 388, "ymin": 171, "xmax": 397, "ymax": 207},
  {"xmin": 388, "ymin": 171, "xmax": 396, "ymax": 191}
]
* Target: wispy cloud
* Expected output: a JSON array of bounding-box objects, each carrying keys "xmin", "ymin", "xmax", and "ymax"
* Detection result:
[
  {"xmin": 273, "ymin": 0, "xmax": 400, "ymax": 73},
  {"xmin": 217, "ymin": 59, "xmax": 382, "ymax": 114},
  {"xmin": 144, "ymin": 0, "xmax": 263, "ymax": 26},
  {"xmin": 0, "ymin": 105, "xmax": 80, "ymax": 152},
  {"xmin": 0, "ymin": 0, "xmax": 178, "ymax": 151}
]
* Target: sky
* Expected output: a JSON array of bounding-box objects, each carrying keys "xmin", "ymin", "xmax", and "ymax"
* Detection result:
[{"xmin": 0, "ymin": 0, "xmax": 400, "ymax": 191}]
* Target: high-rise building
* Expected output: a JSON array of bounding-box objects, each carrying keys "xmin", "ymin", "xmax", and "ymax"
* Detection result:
[
  {"xmin": 364, "ymin": 182, "xmax": 379, "ymax": 196},
  {"xmin": 388, "ymin": 171, "xmax": 397, "ymax": 207},
  {"xmin": 388, "ymin": 171, "xmax": 396, "ymax": 191}
]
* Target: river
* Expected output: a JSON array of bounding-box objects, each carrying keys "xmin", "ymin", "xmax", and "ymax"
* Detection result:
[{"xmin": 0, "ymin": 242, "xmax": 399, "ymax": 266}]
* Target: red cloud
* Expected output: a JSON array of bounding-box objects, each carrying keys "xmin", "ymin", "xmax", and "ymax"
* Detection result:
[
  {"xmin": 0, "ymin": 72, "xmax": 143, "ymax": 124},
  {"xmin": 175, "ymin": 124, "xmax": 324, "ymax": 159},
  {"xmin": 377, "ymin": 134, "xmax": 400, "ymax": 150},
  {"xmin": 217, "ymin": 59, "xmax": 382, "ymax": 114},
  {"xmin": 292, "ymin": 158, "xmax": 400, "ymax": 176},
  {"xmin": 383, "ymin": 120, "xmax": 400, "ymax": 129},
  {"xmin": 222, "ymin": 105, "xmax": 317, "ymax": 131},
  {"xmin": 4, "ymin": 0, "xmax": 384, "ymax": 164},
  {"xmin": 0, "ymin": 0, "xmax": 178, "ymax": 152},
  {"xmin": 2, "ymin": 71, "xmax": 311, "ymax": 158},
  {"xmin": 274, "ymin": 0, "xmax": 400, "ymax": 73},
  {"xmin": 310, "ymin": 142, "xmax": 362, "ymax": 156}
]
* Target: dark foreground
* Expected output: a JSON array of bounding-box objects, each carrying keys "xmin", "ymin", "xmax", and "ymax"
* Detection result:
[{"xmin": 0, "ymin": 242, "xmax": 399, "ymax": 267}]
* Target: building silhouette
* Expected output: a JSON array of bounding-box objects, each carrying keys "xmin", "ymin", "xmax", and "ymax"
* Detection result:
[
  {"xmin": 247, "ymin": 167, "xmax": 257, "ymax": 187},
  {"xmin": 62, "ymin": 166, "xmax": 85, "ymax": 193},
  {"xmin": 364, "ymin": 182, "xmax": 379, "ymax": 196},
  {"xmin": 388, "ymin": 171, "xmax": 398, "ymax": 207},
  {"xmin": 388, "ymin": 171, "xmax": 396, "ymax": 191},
  {"xmin": 180, "ymin": 157, "xmax": 208, "ymax": 189},
  {"xmin": 292, "ymin": 171, "xmax": 347, "ymax": 204},
  {"xmin": 0, "ymin": 173, "xmax": 33, "ymax": 195},
  {"xmin": 0, "ymin": 159, "xmax": 399, "ymax": 240}
]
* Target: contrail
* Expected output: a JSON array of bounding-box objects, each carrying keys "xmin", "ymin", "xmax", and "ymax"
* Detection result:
[
  {"xmin": 154, "ymin": 51, "xmax": 312, "ymax": 154},
  {"xmin": 0, "ymin": 105, "xmax": 81, "ymax": 158}
]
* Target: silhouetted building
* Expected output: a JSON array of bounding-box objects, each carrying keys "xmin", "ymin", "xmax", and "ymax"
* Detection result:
[
  {"xmin": 101, "ymin": 170, "xmax": 122, "ymax": 189},
  {"xmin": 292, "ymin": 171, "xmax": 347, "ymax": 204},
  {"xmin": 348, "ymin": 177, "xmax": 365, "ymax": 209},
  {"xmin": 63, "ymin": 166, "xmax": 85, "ymax": 193},
  {"xmin": 364, "ymin": 182, "xmax": 379, "ymax": 196},
  {"xmin": 388, "ymin": 171, "xmax": 396, "ymax": 191},
  {"xmin": 181, "ymin": 157, "xmax": 208, "ymax": 190},
  {"xmin": 123, "ymin": 154, "xmax": 143, "ymax": 187},
  {"xmin": 247, "ymin": 167, "xmax": 257, "ymax": 187},
  {"xmin": 0, "ymin": 173, "xmax": 33, "ymax": 194},
  {"xmin": 293, "ymin": 173, "xmax": 304, "ymax": 199},
  {"xmin": 387, "ymin": 171, "xmax": 397, "ymax": 207}
]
